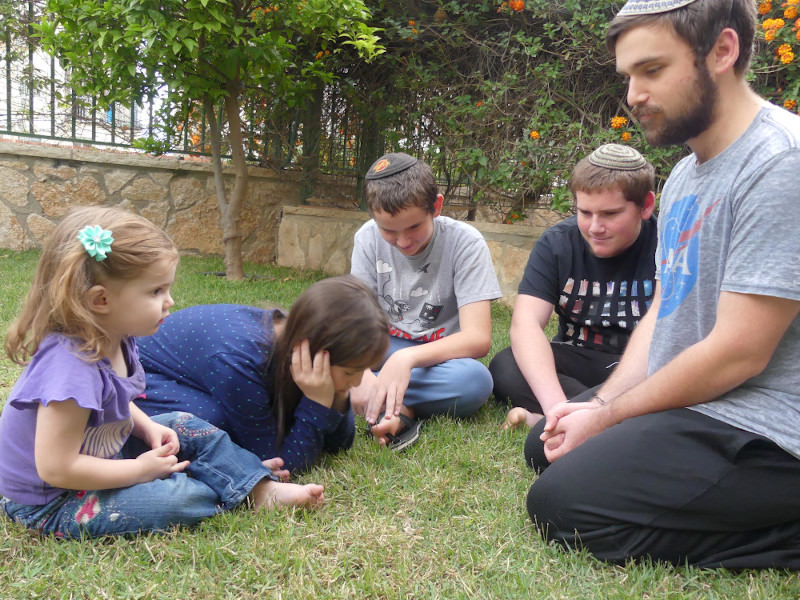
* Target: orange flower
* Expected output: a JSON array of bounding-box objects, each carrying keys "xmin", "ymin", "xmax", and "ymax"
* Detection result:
[
  {"xmin": 778, "ymin": 43, "xmax": 793, "ymax": 55},
  {"xmin": 781, "ymin": 49, "xmax": 795, "ymax": 63},
  {"xmin": 315, "ymin": 51, "xmax": 324, "ymax": 59},
  {"xmin": 476, "ymin": 101, "xmax": 483, "ymax": 107},
  {"xmin": 766, "ymin": 29, "xmax": 777, "ymax": 41},
  {"xmin": 621, "ymin": 131, "xmax": 632, "ymax": 141},
  {"xmin": 784, "ymin": 98, "xmax": 798, "ymax": 110},
  {"xmin": 610, "ymin": 115, "xmax": 628, "ymax": 129},
  {"xmin": 497, "ymin": 1, "xmax": 508, "ymax": 12},
  {"xmin": 529, "ymin": 130, "xmax": 540, "ymax": 139},
  {"xmin": 763, "ymin": 18, "xmax": 786, "ymax": 29},
  {"xmin": 787, "ymin": 6, "xmax": 799, "ymax": 19},
  {"xmin": 758, "ymin": 1, "xmax": 772, "ymax": 14},
  {"xmin": 408, "ymin": 19, "xmax": 416, "ymax": 26},
  {"xmin": 509, "ymin": 0, "xmax": 525, "ymax": 11}
]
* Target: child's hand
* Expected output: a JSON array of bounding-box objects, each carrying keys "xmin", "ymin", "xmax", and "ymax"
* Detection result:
[
  {"xmin": 144, "ymin": 422, "xmax": 180, "ymax": 455},
  {"xmin": 262, "ymin": 457, "xmax": 290, "ymax": 482},
  {"xmin": 135, "ymin": 444, "xmax": 190, "ymax": 483},
  {"xmin": 130, "ymin": 404, "xmax": 180, "ymax": 455},
  {"xmin": 290, "ymin": 339, "xmax": 335, "ymax": 408},
  {"xmin": 365, "ymin": 351, "xmax": 413, "ymax": 425}
]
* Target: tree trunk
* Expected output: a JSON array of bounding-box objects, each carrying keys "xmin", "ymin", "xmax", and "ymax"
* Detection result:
[
  {"xmin": 203, "ymin": 93, "xmax": 245, "ymax": 280},
  {"xmin": 300, "ymin": 84, "xmax": 323, "ymax": 203},
  {"xmin": 357, "ymin": 109, "xmax": 383, "ymax": 210},
  {"xmin": 222, "ymin": 90, "xmax": 247, "ymax": 280}
]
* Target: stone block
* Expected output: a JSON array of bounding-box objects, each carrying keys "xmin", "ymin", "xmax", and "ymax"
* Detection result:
[
  {"xmin": 0, "ymin": 165, "xmax": 31, "ymax": 208},
  {"xmin": 0, "ymin": 202, "xmax": 27, "ymax": 249}
]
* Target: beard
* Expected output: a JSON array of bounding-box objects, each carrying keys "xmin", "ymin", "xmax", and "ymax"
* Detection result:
[{"xmin": 634, "ymin": 62, "xmax": 718, "ymax": 147}]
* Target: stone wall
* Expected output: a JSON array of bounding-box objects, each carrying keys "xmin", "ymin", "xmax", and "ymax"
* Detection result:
[
  {"xmin": 0, "ymin": 140, "xmax": 306, "ymax": 263},
  {"xmin": 277, "ymin": 206, "xmax": 547, "ymax": 307},
  {"xmin": 0, "ymin": 141, "xmax": 558, "ymax": 307}
]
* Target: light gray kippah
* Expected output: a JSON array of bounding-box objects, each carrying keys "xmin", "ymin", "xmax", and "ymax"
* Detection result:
[
  {"xmin": 617, "ymin": 0, "xmax": 698, "ymax": 16},
  {"xmin": 588, "ymin": 144, "xmax": 648, "ymax": 171}
]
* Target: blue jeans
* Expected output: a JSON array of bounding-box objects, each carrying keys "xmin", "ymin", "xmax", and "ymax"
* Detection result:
[
  {"xmin": 385, "ymin": 337, "xmax": 491, "ymax": 418},
  {"xmin": 0, "ymin": 412, "xmax": 275, "ymax": 539}
]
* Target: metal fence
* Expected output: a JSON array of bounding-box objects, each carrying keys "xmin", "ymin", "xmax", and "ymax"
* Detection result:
[
  {"xmin": 0, "ymin": 3, "xmax": 485, "ymax": 206},
  {"xmin": 0, "ymin": 2, "xmax": 358, "ymax": 169}
]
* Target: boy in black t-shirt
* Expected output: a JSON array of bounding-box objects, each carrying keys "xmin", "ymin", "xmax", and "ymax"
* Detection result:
[{"xmin": 489, "ymin": 144, "xmax": 657, "ymax": 428}]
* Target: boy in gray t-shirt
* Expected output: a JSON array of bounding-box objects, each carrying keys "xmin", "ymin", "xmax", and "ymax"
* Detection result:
[{"xmin": 350, "ymin": 152, "xmax": 501, "ymax": 450}]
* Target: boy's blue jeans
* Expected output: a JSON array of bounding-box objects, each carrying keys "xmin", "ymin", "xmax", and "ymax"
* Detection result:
[
  {"xmin": 0, "ymin": 412, "xmax": 275, "ymax": 539},
  {"xmin": 386, "ymin": 337, "xmax": 492, "ymax": 418}
]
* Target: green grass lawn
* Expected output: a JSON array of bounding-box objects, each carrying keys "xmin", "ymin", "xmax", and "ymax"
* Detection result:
[{"xmin": 0, "ymin": 251, "xmax": 798, "ymax": 599}]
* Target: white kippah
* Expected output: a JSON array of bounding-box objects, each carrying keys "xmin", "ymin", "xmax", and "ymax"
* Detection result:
[
  {"xmin": 587, "ymin": 144, "xmax": 648, "ymax": 171},
  {"xmin": 616, "ymin": 0, "xmax": 699, "ymax": 16}
]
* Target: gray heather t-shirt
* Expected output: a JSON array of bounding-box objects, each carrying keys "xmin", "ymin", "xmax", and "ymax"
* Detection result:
[
  {"xmin": 652, "ymin": 104, "xmax": 800, "ymax": 458},
  {"xmin": 351, "ymin": 215, "xmax": 501, "ymax": 342}
]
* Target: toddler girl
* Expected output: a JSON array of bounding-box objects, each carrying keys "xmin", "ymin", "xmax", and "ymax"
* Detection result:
[{"xmin": 0, "ymin": 206, "xmax": 323, "ymax": 539}]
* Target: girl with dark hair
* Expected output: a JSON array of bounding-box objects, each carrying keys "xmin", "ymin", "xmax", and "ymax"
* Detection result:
[{"xmin": 137, "ymin": 275, "xmax": 389, "ymax": 474}]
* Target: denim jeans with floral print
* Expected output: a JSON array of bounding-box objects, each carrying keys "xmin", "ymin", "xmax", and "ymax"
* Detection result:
[{"xmin": 0, "ymin": 412, "xmax": 275, "ymax": 538}]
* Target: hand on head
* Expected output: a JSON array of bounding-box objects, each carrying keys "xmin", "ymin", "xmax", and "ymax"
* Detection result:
[{"xmin": 290, "ymin": 339, "xmax": 336, "ymax": 408}]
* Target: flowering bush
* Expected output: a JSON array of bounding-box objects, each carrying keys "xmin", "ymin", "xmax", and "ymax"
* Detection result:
[
  {"xmin": 752, "ymin": 0, "xmax": 800, "ymax": 112},
  {"xmin": 328, "ymin": 0, "xmax": 799, "ymax": 217}
]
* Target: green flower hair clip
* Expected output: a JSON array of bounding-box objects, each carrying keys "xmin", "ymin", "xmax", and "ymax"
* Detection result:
[{"xmin": 77, "ymin": 225, "xmax": 114, "ymax": 262}]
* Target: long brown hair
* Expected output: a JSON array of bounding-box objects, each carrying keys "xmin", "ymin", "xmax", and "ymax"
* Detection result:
[
  {"xmin": 271, "ymin": 275, "xmax": 389, "ymax": 446},
  {"xmin": 5, "ymin": 206, "xmax": 178, "ymax": 364}
]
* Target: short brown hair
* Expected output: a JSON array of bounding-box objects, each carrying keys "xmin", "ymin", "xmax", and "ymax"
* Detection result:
[
  {"xmin": 606, "ymin": 0, "xmax": 756, "ymax": 76},
  {"xmin": 364, "ymin": 159, "xmax": 438, "ymax": 215}
]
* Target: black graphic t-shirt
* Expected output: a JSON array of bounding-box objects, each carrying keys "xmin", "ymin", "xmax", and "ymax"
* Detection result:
[{"xmin": 518, "ymin": 215, "xmax": 657, "ymax": 354}]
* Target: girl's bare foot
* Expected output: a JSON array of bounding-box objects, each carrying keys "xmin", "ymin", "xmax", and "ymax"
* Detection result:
[
  {"xmin": 249, "ymin": 480, "xmax": 325, "ymax": 510},
  {"xmin": 502, "ymin": 407, "xmax": 543, "ymax": 430}
]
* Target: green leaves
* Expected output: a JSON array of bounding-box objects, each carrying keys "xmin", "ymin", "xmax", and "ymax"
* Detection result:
[{"xmin": 37, "ymin": 0, "xmax": 383, "ymax": 149}]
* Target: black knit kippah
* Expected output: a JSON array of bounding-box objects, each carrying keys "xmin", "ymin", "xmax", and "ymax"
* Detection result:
[{"xmin": 365, "ymin": 152, "xmax": 419, "ymax": 180}]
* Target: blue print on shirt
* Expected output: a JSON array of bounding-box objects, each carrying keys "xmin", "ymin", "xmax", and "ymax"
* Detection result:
[
  {"xmin": 659, "ymin": 194, "xmax": 702, "ymax": 318},
  {"xmin": 658, "ymin": 194, "xmax": 722, "ymax": 318}
]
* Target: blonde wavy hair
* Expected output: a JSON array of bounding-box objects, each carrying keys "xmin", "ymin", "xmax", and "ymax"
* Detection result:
[{"xmin": 5, "ymin": 206, "xmax": 178, "ymax": 365}]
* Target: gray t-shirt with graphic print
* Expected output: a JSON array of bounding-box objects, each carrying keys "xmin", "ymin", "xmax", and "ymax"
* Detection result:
[
  {"xmin": 351, "ymin": 215, "xmax": 501, "ymax": 343},
  {"xmin": 652, "ymin": 104, "xmax": 800, "ymax": 459}
]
